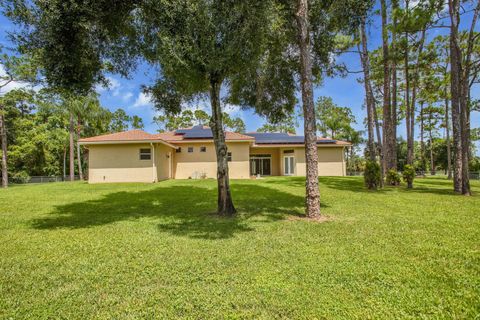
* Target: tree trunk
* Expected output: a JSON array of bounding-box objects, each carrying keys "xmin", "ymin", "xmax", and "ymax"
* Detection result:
[
  {"xmin": 428, "ymin": 112, "xmax": 435, "ymax": 175},
  {"xmin": 380, "ymin": 0, "xmax": 393, "ymax": 173},
  {"xmin": 404, "ymin": 28, "xmax": 413, "ymax": 166},
  {"xmin": 420, "ymin": 101, "xmax": 425, "ymax": 172},
  {"xmin": 449, "ymin": 0, "xmax": 464, "ymax": 194},
  {"xmin": 359, "ymin": 20, "xmax": 376, "ymax": 164},
  {"xmin": 69, "ymin": 113, "xmax": 75, "ymax": 182},
  {"xmin": 445, "ymin": 95, "xmax": 452, "ymax": 179},
  {"xmin": 409, "ymin": 27, "xmax": 426, "ymax": 167},
  {"xmin": 373, "ymin": 101, "xmax": 385, "ymax": 187},
  {"xmin": 76, "ymin": 125, "xmax": 83, "ymax": 180},
  {"xmin": 209, "ymin": 77, "xmax": 236, "ymax": 216},
  {"xmin": 63, "ymin": 146, "xmax": 67, "ymax": 181},
  {"xmin": 391, "ymin": 0, "xmax": 399, "ymax": 170},
  {"xmin": 0, "ymin": 104, "xmax": 8, "ymax": 188},
  {"xmin": 295, "ymin": 0, "xmax": 321, "ymax": 218},
  {"xmin": 458, "ymin": 0, "xmax": 478, "ymax": 195}
]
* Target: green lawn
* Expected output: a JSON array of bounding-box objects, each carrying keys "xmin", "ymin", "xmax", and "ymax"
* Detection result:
[{"xmin": 0, "ymin": 177, "xmax": 479, "ymax": 319}]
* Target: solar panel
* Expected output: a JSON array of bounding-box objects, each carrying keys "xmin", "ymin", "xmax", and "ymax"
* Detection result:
[
  {"xmin": 183, "ymin": 130, "xmax": 213, "ymax": 138},
  {"xmin": 247, "ymin": 132, "xmax": 336, "ymax": 144},
  {"xmin": 182, "ymin": 125, "xmax": 214, "ymax": 138}
]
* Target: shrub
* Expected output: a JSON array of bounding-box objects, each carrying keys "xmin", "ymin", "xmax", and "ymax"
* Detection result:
[
  {"xmin": 11, "ymin": 171, "xmax": 30, "ymax": 184},
  {"xmin": 402, "ymin": 165, "xmax": 415, "ymax": 189},
  {"xmin": 364, "ymin": 160, "xmax": 381, "ymax": 190},
  {"xmin": 386, "ymin": 169, "xmax": 401, "ymax": 186}
]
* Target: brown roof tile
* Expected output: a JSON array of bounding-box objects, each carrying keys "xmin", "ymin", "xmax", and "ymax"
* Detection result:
[{"xmin": 79, "ymin": 130, "xmax": 158, "ymax": 142}]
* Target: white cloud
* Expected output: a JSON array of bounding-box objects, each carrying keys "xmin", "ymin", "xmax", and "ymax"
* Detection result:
[
  {"xmin": 0, "ymin": 65, "xmax": 32, "ymax": 94},
  {"xmin": 133, "ymin": 92, "xmax": 153, "ymax": 108},
  {"xmin": 121, "ymin": 91, "xmax": 133, "ymax": 102},
  {"xmin": 95, "ymin": 76, "xmax": 121, "ymax": 96}
]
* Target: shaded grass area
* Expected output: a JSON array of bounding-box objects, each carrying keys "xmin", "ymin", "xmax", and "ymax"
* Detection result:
[{"xmin": 0, "ymin": 177, "xmax": 479, "ymax": 318}]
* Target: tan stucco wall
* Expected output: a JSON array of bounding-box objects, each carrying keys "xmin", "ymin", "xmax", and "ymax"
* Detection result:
[
  {"xmin": 290, "ymin": 146, "xmax": 346, "ymax": 176},
  {"xmin": 249, "ymin": 147, "xmax": 280, "ymax": 176},
  {"xmin": 155, "ymin": 143, "xmax": 173, "ymax": 180},
  {"xmin": 172, "ymin": 142, "xmax": 250, "ymax": 179},
  {"xmin": 88, "ymin": 143, "xmax": 159, "ymax": 183},
  {"xmin": 87, "ymin": 142, "xmax": 345, "ymax": 183}
]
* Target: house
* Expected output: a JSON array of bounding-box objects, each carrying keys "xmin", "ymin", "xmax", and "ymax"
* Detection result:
[{"xmin": 79, "ymin": 125, "xmax": 350, "ymax": 183}]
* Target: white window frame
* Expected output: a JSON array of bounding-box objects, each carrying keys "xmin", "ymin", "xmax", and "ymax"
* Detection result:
[
  {"xmin": 139, "ymin": 148, "xmax": 152, "ymax": 160},
  {"xmin": 284, "ymin": 155, "xmax": 295, "ymax": 175}
]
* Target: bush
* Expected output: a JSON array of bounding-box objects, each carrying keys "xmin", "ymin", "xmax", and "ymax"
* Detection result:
[
  {"xmin": 402, "ymin": 165, "xmax": 415, "ymax": 189},
  {"xmin": 364, "ymin": 160, "xmax": 381, "ymax": 190},
  {"xmin": 11, "ymin": 171, "xmax": 30, "ymax": 184},
  {"xmin": 386, "ymin": 169, "xmax": 401, "ymax": 186}
]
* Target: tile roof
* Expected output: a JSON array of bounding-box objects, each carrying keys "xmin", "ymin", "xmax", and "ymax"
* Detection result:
[
  {"xmin": 79, "ymin": 130, "xmax": 158, "ymax": 142},
  {"xmin": 79, "ymin": 127, "xmax": 349, "ymax": 146},
  {"xmin": 246, "ymin": 132, "xmax": 350, "ymax": 146}
]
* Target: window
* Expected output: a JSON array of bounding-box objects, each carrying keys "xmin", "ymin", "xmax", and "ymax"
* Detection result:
[
  {"xmin": 139, "ymin": 148, "xmax": 151, "ymax": 160},
  {"xmin": 188, "ymin": 147, "xmax": 194, "ymax": 153},
  {"xmin": 227, "ymin": 152, "xmax": 232, "ymax": 161},
  {"xmin": 176, "ymin": 147, "xmax": 182, "ymax": 153},
  {"xmin": 200, "ymin": 146, "xmax": 206, "ymax": 152}
]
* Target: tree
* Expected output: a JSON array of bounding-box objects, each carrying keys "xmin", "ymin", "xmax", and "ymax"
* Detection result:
[
  {"xmin": 136, "ymin": 0, "xmax": 290, "ymax": 215},
  {"xmin": 0, "ymin": 48, "xmax": 36, "ymax": 187},
  {"xmin": 109, "ymin": 109, "xmax": 131, "ymax": 133},
  {"xmin": 131, "ymin": 116, "xmax": 144, "ymax": 130},
  {"xmin": 358, "ymin": 15, "xmax": 379, "ymax": 189},
  {"xmin": 294, "ymin": 0, "xmax": 321, "ymax": 217},
  {"xmin": 257, "ymin": 114, "xmax": 298, "ymax": 134},
  {"xmin": 154, "ymin": 109, "xmax": 245, "ymax": 134},
  {"xmin": 316, "ymin": 96, "xmax": 355, "ymax": 139},
  {"xmin": 448, "ymin": 0, "xmax": 479, "ymax": 195},
  {"xmin": 380, "ymin": 0, "xmax": 395, "ymax": 173}
]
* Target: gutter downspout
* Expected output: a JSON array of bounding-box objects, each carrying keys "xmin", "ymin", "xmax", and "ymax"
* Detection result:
[{"xmin": 151, "ymin": 143, "xmax": 157, "ymax": 183}]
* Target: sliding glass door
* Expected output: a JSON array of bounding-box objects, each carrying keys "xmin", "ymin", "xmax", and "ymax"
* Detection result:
[
  {"xmin": 250, "ymin": 155, "xmax": 271, "ymax": 176},
  {"xmin": 284, "ymin": 156, "xmax": 295, "ymax": 175}
]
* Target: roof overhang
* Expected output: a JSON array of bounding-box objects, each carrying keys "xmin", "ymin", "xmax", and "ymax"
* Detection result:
[
  {"xmin": 79, "ymin": 139, "xmax": 178, "ymax": 149},
  {"xmin": 252, "ymin": 143, "xmax": 350, "ymax": 148},
  {"xmin": 164, "ymin": 139, "xmax": 253, "ymax": 144}
]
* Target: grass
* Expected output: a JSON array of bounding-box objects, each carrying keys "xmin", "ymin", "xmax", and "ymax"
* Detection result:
[{"xmin": 0, "ymin": 176, "xmax": 479, "ymax": 319}]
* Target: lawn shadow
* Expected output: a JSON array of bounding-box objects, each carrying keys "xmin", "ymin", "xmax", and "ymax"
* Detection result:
[
  {"xmin": 319, "ymin": 176, "xmax": 462, "ymax": 196},
  {"xmin": 31, "ymin": 182, "xmax": 308, "ymax": 240}
]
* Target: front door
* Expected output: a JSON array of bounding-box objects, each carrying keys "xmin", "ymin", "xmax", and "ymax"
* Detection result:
[
  {"xmin": 250, "ymin": 155, "xmax": 271, "ymax": 176},
  {"xmin": 284, "ymin": 156, "xmax": 295, "ymax": 175}
]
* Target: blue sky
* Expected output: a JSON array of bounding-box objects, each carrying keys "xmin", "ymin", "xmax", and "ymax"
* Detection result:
[{"xmin": 0, "ymin": 4, "xmax": 478, "ymax": 153}]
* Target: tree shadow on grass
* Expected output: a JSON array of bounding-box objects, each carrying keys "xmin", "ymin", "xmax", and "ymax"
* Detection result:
[
  {"xmin": 31, "ymin": 183, "xmax": 310, "ymax": 240},
  {"xmin": 263, "ymin": 176, "xmax": 466, "ymax": 196}
]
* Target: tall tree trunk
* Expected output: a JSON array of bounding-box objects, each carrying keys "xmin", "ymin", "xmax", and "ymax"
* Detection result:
[
  {"xmin": 420, "ymin": 101, "xmax": 425, "ymax": 172},
  {"xmin": 380, "ymin": 0, "xmax": 393, "ymax": 173},
  {"xmin": 449, "ymin": 0, "xmax": 464, "ymax": 193},
  {"xmin": 63, "ymin": 146, "xmax": 67, "ymax": 181},
  {"xmin": 359, "ymin": 20, "xmax": 376, "ymax": 164},
  {"xmin": 373, "ymin": 102, "xmax": 385, "ymax": 187},
  {"xmin": 0, "ymin": 104, "xmax": 8, "ymax": 188},
  {"xmin": 391, "ymin": 0, "xmax": 399, "ymax": 170},
  {"xmin": 458, "ymin": 0, "xmax": 478, "ymax": 195},
  {"xmin": 69, "ymin": 113, "xmax": 75, "ymax": 182},
  {"xmin": 209, "ymin": 76, "xmax": 236, "ymax": 216},
  {"xmin": 445, "ymin": 95, "xmax": 452, "ymax": 179},
  {"xmin": 76, "ymin": 125, "xmax": 83, "ymax": 180},
  {"xmin": 428, "ymin": 112, "xmax": 435, "ymax": 175},
  {"xmin": 295, "ymin": 0, "xmax": 320, "ymax": 218},
  {"xmin": 409, "ymin": 28, "xmax": 427, "ymax": 167},
  {"xmin": 404, "ymin": 12, "xmax": 413, "ymax": 166}
]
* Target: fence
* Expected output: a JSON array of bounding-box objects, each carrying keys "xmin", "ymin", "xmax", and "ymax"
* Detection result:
[
  {"xmin": 6, "ymin": 175, "xmax": 82, "ymax": 184},
  {"xmin": 347, "ymin": 171, "xmax": 480, "ymax": 180}
]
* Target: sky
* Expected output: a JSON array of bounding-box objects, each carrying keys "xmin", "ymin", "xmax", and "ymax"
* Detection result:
[{"xmin": 0, "ymin": 4, "xmax": 478, "ymax": 153}]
